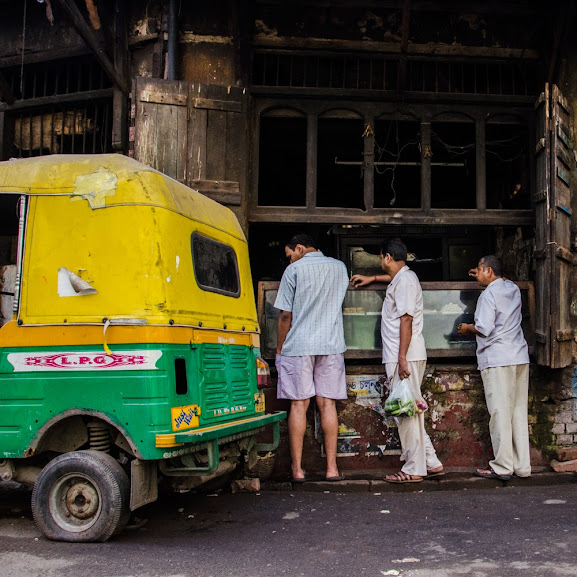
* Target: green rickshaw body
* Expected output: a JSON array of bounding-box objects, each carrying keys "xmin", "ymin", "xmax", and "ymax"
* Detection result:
[{"xmin": 0, "ymin": 154, "xmax": 284, "ymax": 541}]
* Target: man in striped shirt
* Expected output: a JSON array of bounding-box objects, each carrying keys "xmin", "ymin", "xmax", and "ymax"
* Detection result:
[{"xmin": 275, "ymin": 233, "xmax": 350, "ymax": 483}]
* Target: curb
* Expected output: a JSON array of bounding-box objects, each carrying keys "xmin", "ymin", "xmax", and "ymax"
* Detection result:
[{"xmin": 261, "ymin": 471, "xmax": 577, "ymax": 493}]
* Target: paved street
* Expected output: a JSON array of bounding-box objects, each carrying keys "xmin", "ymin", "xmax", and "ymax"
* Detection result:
[{"xmin": 1, "ymin": 480, "xmax": 577, "ymax": 577}]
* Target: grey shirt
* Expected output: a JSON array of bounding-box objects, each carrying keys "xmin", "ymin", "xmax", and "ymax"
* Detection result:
[{"xmin": 474, "ymin": 278, "xmax": 529, "ymax": 371}]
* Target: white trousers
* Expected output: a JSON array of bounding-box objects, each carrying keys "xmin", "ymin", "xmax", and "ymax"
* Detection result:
[
  {"xmin": 480, "ymin": 364, "xmax": 531, "ymax": 477},
  {"xmin": 385, "ymin": 360, "xmax": 442, "ymax": 477}
]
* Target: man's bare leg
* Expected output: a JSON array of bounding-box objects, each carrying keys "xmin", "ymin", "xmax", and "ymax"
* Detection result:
[
  {"xmin": 288, "ymin": 398, "xmax": 310, "ymax": 480},
  {"xmin": 316, "ymin": 396, "xmax": 339, "ymax": 479}
]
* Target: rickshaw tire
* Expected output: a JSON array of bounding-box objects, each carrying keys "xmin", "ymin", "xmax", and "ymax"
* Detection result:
[
  {"xmin": 31, "ymin": 450, "xmax": 130, "ymax": 543},
  {"xmin": 84, "ymin": 450, "xmax": 132, "ymax": 536}
]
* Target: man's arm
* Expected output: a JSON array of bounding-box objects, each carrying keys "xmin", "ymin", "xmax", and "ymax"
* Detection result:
[
  {"xmin": 398, "ymin": 313, "xmax": 413, "ymax": 379},
  {"xmin": 457, "ymin": 323, "xmax": 485, "ymax": 337},
  {"xmin": 350, "ymin": 273, "xmax": 392, "ymax": 287},
  {"xmin": 277, "ymin": 310, "xmax": 293, "ymax": 354}
]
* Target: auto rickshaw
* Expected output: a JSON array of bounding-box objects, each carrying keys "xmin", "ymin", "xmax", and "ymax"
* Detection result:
[{"xmin": 0, "ymin": 154, "xmax": 285, "ymax": 542}]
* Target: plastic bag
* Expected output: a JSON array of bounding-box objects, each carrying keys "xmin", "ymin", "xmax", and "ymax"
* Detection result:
[{"xmin": 384, "ymin": 378, "xmax": 417, "ymax": 418}]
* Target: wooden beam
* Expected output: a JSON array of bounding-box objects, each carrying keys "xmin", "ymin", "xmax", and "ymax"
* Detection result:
[
  {"xmin": 252, "ymin": 36, "xmax": 540, "ymax": 60},
  {"xmin": 363, "ymin": 117, "xmax": 374, "ymax": 210},
  {"xmin": 250, "ymin": 86, "xmax": 536, "ymax": 105},
  {"xmin": 398, "ymin": 0, "xmax": 411, "ymax": 92},
  {"xmin": 112, "ymin": 0, "xmax": 128, "ymax": 151},
  {"xmin": 420, "ymin": 120, "xmax": 431, "ymax": 210},
  {"xmin": 254, "ymin": 0, "xmax": 538, "ymax": 16},
  {"xmin": 230, "ymin": 0, "xmax": 252, "ymax": 87},
  {"xmin": 0, "ymin": 88, "xmax": 114, "ymax": 111},
  {"xmin": 0, "ymin": 46, "xmax": 92, "ymax": 69},
  {"xmin": 306, "ymin": 113, "xmax": 317, "ymax": 208},
  {"xmin": 248, "ymin": 207, "xmax": 535, "ymax": 226},
  {"xmin": 52, "ymin": 0, "xmax": 129, "ymax": 95},
  {"xmin": 475, "ymin": 118, "xmax": 486, "ymax": 210}
]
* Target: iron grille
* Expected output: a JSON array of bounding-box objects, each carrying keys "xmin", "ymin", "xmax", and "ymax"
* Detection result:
[
  {"xmin": 1, "ymin": 55, "xmax": 112, "ymax": 101},
  {"xmin": 253, "ymin": 52, "xmax": 540, "ymax": 96},
  {"xmin": 9, "ymin": 101, "xmax": 113, "ymax": 157}
]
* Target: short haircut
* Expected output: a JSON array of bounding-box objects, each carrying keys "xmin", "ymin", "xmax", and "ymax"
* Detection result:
[
  {"xmin": 479, "ymin": 254, "xmax": 503, "ymax": 277},
  {"xmin": 286, "ymin": 233, "xmax": 317, "ymax": 250},
  {"xmin": 380, "ymin": 237, "xmax": 407, "ymax": 262}
]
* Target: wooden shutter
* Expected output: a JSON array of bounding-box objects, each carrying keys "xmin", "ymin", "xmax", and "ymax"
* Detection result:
[
  {"xmin": 534, "ymin": 83, "xmax": 574, "ymax": 368},
  {"xmin": 133, "ymin": 78, "xmax": 245, "ymax": 206}
]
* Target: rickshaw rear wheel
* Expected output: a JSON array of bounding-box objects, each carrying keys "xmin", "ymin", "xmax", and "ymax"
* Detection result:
[{"xmin": 31, "ymin": 450, "xmax": 130, "ymax": 542}]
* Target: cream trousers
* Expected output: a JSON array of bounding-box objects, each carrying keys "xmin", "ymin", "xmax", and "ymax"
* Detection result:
[
  {"xmin": 481, "ymin": 364, "xmax": 531, "ymax": 477},
  {"xmin": 385, "ymin": 360, "xmax": 442, "ymax": 477}
]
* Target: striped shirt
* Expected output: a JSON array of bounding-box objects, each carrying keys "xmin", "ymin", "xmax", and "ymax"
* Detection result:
[
  {"xmin": 474, "ymin": 278, "xmax": 529, "ymax": 371},
  {"xmin": 274, "ymin": 251, "xmax": 349, "ymax": 356}
]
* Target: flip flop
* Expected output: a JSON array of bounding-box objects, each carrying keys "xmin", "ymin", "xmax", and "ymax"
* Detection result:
[
  {"xmin": 291, "ymin": 471, "xmax": 307, "ymax": 483},
  {"xmin": 474, "ymin": 467, "xmax": 511, "ymax": 481},
  {"xmin": 325, "ymin": 474, "xmax": 345, "ymax": 482},
  {"xmin": 426, "ymin": 468, "xmax": 445, "ymax": 478},
  {"xmin": 384, "ymin": 471, "xmax": 423, "ymax": 484}
]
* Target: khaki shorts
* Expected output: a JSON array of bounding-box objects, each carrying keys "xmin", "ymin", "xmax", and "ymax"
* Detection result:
[{"xmin": 275, "ymin": 353, "xmax": 347, "ymax": 400}]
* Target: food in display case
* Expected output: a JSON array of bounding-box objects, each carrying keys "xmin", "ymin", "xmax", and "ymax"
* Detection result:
[{"xmin": 258, "ymin": 282, "xmax": 533, "ymax": 358}]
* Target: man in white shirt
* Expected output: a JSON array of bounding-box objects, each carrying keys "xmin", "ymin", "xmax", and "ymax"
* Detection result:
[
  {"xmin": 458, "ymin": 255, "xmax": 531, "ymax": 481},
  {"xmin": 351, "ymin": 238, "xmax": 443, "ymax": 483},
  {"xmin": 275, "ymin": 234, "xmax": 350, "ymax": 483}
]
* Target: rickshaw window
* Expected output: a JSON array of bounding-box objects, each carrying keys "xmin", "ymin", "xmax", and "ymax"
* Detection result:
[{"xmin": 191, "ymin": 233, "xmax": 241, "ymax": 297}]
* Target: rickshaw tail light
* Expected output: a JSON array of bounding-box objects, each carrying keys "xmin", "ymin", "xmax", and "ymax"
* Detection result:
[{"xmin": 256, "ymin": 357, "xmax": 270, "ymax": 388}]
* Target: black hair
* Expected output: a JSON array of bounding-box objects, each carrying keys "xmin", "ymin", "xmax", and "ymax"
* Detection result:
[
  {"xmin": 380, "ymin": 237, "xmax": 407, "ymax": 262},
  {"xmin": 286, "ymin": 233, "xmax": 317, "ymax": 250},
  {"xmin": 479, "ymin": 255, "xmax": 503, "ymax": 277}
]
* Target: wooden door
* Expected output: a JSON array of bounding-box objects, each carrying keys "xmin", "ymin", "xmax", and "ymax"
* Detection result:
[
  {"xmin": 534, "ymin": 83, "xmax": 574, "ymax": 368},
  {"xmin": 133, "ymin": 78, "xmax": 245, "ymax": 206}
]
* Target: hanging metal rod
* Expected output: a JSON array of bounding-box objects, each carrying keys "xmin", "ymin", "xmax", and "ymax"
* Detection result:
[{"xmin": 334, "ymin": 158, "xmax": 465, "ymax": 167}]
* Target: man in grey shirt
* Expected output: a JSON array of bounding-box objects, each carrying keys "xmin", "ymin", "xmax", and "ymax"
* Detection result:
[
  {"xmin": 458, "ymin": 255, "xmax": 530, "ymax": 481},
  {"xmin": 275, "ymin": 233, "xmax": 349, "ymax": 483}
]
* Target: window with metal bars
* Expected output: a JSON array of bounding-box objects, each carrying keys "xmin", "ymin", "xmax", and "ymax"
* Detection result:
[
  {"xmin": 255, "ymin": 104, "xmax": 532, "ymax": 215},
  {"xmin": 8, "ymin": 101, "xmax": 113, "ymax": 157},
  {"xmin": 1, "ymin": 56, "xmax": 112, "ymax": 101},
  {"xmin": 252, "ymin": 52, "xmax": 539, "ymax": 97}
]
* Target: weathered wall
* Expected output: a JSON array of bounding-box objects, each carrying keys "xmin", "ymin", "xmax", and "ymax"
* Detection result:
[
  {"xmin": 0, "ymin": 2, "xmax": 85, "ymax": 59},
  {"xmin": 264, "ymin": 363, "xmax": 551, "ymax": 479},
  {"xmin": 546, "ymin": 34, "xmax": 577, "ymax": 461}
]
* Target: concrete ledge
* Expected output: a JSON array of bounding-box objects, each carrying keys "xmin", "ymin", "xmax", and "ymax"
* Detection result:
[{"xmin": 261, "ymin": 471, "xmax": 577, "ymax": 493}]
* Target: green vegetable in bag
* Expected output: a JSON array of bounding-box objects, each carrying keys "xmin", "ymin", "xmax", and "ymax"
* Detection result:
[{"xmin": 384, "ymin": 378, "xmax": 417, "ymax": 418}]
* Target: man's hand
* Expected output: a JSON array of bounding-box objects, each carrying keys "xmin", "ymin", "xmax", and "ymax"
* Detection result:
[
  {"xmin": 468, "ymin": 267, "xmax": 478, "ymax": 279},
  {"xmin": 398, "ymin": 357, "xmax": 411, "ymax": 380},
  {"xmin": 457, "ymin": 323, "xmax": 475, "ymax": 336},
  {"xmin": 350, "ymin": 274, "xmax": 373, "ymax": 287}
]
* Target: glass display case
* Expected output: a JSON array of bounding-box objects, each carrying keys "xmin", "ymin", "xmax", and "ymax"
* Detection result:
[{"xmin": 258, "ymin": 281, "xmax": 534, "ymax": 359}]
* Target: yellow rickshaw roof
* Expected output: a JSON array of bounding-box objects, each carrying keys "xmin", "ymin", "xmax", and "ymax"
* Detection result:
[{"xmin": 0, "ymin": 154, "xmax": 245, "ymax": 241}]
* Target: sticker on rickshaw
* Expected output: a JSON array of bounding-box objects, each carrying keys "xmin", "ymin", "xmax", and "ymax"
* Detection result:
[
  {"xmin": 254, "ymin": 392, "xmax": 265, "ymax": 413},
  {"xmin": 212, "ymin": 405, "xmax": 248, "ymax": 417},
  {"xmin": 7, "ymin": 351, "xmax": 162, "ymax": 371},
  {"xmin": 171, "ymin": 404, "xmax": 201, "ymax": 431}
]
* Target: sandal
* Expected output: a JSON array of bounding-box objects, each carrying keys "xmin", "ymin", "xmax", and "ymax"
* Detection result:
[
  {"xmin": 384, "ymin": 471, "xmax": 423, "ymax": 484},
  {"xmin": 426, "ymin": 467, "xmax": 445, "ymax": 478},
  {"xmin": 474, "ymin": 467, "xmax": 511, "ymax": 481}
]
